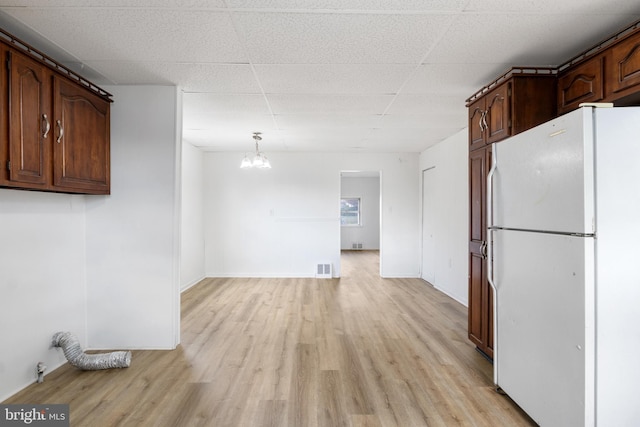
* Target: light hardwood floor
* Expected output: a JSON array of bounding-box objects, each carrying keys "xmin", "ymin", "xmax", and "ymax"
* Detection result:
[{"xmin": 4, "ymin": 251, "xmax": 535, "ymax": 426}]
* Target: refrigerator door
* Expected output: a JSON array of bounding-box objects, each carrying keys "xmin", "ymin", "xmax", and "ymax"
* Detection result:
[
  {"xmin": 492, "ymin": 108, "xmax": 594, "ymax": 235},
  {"xmin": 493, "ymin": 229, "xmax": 595, "ymax": 427}
]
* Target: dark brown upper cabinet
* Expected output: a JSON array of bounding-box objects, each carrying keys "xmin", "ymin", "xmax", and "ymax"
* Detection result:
[
  {"xmin": 1, "ymin": 28, "xmax": 112, "ymax": 195},
  {"xmin": 606, "ymin": 32, "xmax": 640, "ymax": 102},
  {"xmin": 558, "ymin": 55, "xmax": 604, "ymax": 114},
  {"xmin": 467, "ymin": 69, "xmax": 557, "ymax": 151}
]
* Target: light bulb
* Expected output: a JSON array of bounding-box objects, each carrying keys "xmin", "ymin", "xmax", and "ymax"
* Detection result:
[{"xmin": 240, "ymin": 155, "xmax": 252, "ymax": 168}]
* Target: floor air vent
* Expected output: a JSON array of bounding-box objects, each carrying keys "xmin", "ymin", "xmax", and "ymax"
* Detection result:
[{"xmin": 316, "ymin": 263, "xmax": 332, "ymax": 279}]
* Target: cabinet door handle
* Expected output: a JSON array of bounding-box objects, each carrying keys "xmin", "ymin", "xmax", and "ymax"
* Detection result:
[
  {"xmin": 482, "ymin": 111, "xmax": 488, "ymax": 132},
  {"xmin": 42, "ymin": 114, "xmax": 51, "ymax": 138},
  {"xmin": 480, "ymin": 241, "xmax": 487, "ymax": 259},
  {"xmin": 479, "ymin": 111, "xmax": 486, "ymax": 131},
  {"xmin": 56, "ymin": 120, "xmax": 64, "ymax": 143}
]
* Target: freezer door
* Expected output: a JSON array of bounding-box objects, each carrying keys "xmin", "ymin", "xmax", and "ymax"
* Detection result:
[
  {"xmin": 492, "ymin": 108, "xmax": 594, "ymax": 234},
  {"xmin": 494, "ymin": 229, "xmax": 595, "ymax": 427}
]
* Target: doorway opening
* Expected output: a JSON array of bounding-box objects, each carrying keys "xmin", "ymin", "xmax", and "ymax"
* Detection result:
[{"xmin": 339, "ymin": 170, "xmax": 381, "ymax": 277}]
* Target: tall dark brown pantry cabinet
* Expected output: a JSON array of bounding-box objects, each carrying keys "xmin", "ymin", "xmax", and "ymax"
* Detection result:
[
  {"xmin": 468, "ymin": 146, "xmax": 493, "ymax": 357},
  {"xmin": 466, "ymin": 69, "xmax": 557, "ymax": 359}
]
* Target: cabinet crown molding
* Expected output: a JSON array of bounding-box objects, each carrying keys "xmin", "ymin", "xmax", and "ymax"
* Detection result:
[
  {"xmin": 0, "ymin": 27, "xmax": 112, "ymax": 102},
  {"xmin": 466, "ymin": 67, "xmax": 557, "ymax": 106}
]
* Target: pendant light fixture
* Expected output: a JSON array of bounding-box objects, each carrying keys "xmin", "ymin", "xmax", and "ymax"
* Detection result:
[{"xmin": 240, "ymin": 132, "xmax": 271, "ymax": 169}]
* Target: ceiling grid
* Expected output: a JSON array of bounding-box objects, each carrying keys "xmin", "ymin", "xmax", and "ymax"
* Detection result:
[{"xmin": 0, "ymin": 1, "xmax": 638, "ymax": 152}]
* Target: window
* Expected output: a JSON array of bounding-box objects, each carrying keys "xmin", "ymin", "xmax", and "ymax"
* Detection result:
[{"xmin": 341, "ymin": 198, "xmax": 361, "ymax": 226}]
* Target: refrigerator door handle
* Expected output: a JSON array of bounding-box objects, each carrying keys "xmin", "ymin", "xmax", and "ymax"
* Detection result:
[{"xmin": 486, "ymin": 143, "xmax": 499, "ymax": 386}]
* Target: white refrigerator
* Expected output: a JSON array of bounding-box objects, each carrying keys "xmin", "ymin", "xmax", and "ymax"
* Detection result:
[{"xmin": 487, "ymin": 106, "xmax": 640, "ymax": 426}]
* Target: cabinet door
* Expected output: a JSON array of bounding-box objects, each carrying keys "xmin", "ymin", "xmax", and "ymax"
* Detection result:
[
  {"xmin": 468, "ymin": 146, "xmax": 493, "ymax": 358},
  {"xmin": 469, "ymin": 147, "xmax": 488, "ymax": 247},
  {"xmin": 469, "ymin": 251, "xmax": 486, "ymax": 347},
  {"xmin": 607, "ymin": 33, "xmax": 640, "ymax": 97},
  {"xmin": 468, "ymin": 98, "xmax": 486, "ymax": 150},
  {"xmin": 485, "ymin": 83, "xmax": 511, "ymax": 144},
  {"xmin": 0, "ymin": 47, "xmax": 6, "ymax": 183},
  {"xmin": 558, "ymin": 56, "xmax": 604, "ymax": 114},
  {"xmin": 7, "ymin": 50, "xmax": 51, "ymax": 187},
  {"xmin": 52, "ymin": 77, "xmax": 110, "ymax": 194}
]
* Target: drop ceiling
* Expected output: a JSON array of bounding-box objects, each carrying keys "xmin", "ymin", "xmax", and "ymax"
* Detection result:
[{"xmin": 1, "ymin": 1, "xmax": 639, "ymax": 153}]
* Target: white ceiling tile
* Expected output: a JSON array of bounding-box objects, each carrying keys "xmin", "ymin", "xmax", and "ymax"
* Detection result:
[
  {"xmin": 227, "ymin": 0, "xmax": 467, "ymax": 11},
  {"xmin": 428, "ymin": 13, "xmax": 640, "ymax": 66},
  {"xmin": 87, "ymin": 62, "xmax": 260, "ymax": 92},
  {"xmin": 266, "ymin": 94, "xmax": 394, "ymax": 114},
  {"xmin": 276, "ymin": 113, "xmax": 382, "ymax": 129},
  {"xmin": 365, "ymin": 127, "xmax": 459, "ymax": 150},
  {"xmin": 368, "ymin": 126, "xmax": 459, "ymax": 140},
  {"xmin": 255, "ymin": 64, "xmax": 415, "ymax": 94},
  {"xmin": 184, "ymin": 112, "xmax": 275, "ymax": 131},
  {"xmin": 1, "ymin": 1, "xmax": 227, "ymax": 6},
  {"xmin": 401, "ymin": 63, "xmax": 511, "ymax": 95},
  {"xmin": 183, "ymin": 117, "xmax": 278, "ymax": 144},
  {"xmin": 2, "ymin": 1, "xmax": 638, "ymax": 154},
  {"xmin": 183, "ymin": 93, "xmax": 270, "ymax": 115},
  {"xmin": 277, "ymin": 128, "xmax": 365, "ymax": 142},
  {"xmin": 384, "ymin": 94, "xmax": 465, "ymax": 115},
  {"xmin": 275, "ymin": 128, "xmax": 372, "ymax": 150},
  {"xmin": 5, "ymin": 8, "xmax": 247, "ymax": 62},
  {"xmin": 183, "ymin": 93, "xmax": 276, "ymax": 139},
  {"xmin": 233, "ymin": 12, "xmax": 455, "ymax": 64},
  {"xmin": 464, "ymin": 0, "xmax": 640, "ymax": 14},
  {"xmin": 380, "ymin": 112, "xmax": 466, "ymax": 130},
  {"xmin": 197, "ymin": 121, "xmax": 438, "ymax": 152}
]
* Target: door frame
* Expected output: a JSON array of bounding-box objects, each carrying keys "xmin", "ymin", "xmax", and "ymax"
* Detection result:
[
  {"xmin": 338, "ymin": 170, "xmax": 382, "ymax": 276},
  {"xmin": 421, "ymin": 166, "xmax": 436, "ymax": 283}
]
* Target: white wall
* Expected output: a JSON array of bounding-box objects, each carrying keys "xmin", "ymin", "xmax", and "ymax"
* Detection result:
[
  {"xmin": 419, "ymin": 129, "xmax": 469, "ymax": 305},
  {"xmin": 340, "ymin": 176, "xmax": 380, "ymax": 250},
  {"xmin": 85, "ymin": 85, "xmax": 181, "ymax": 350},
  {"xmin": 180, "ymin": 141, "xmax": 205, "ymax": 291},
  {"xmin": 204, "ymin": 152, "xmax": 419, "ymax": 278},
  {"xmin": 0, "ymin": 85, "xmax": 182, "ymax": 401},
  {"xmin": 0, "ymin": 190, "xmax": 87, "ymax": 401}
]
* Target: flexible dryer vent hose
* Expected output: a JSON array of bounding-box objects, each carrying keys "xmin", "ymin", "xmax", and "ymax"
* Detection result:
[{"xmin": 52, "ymin": 332, "xmax": 131, "ymax": 370}]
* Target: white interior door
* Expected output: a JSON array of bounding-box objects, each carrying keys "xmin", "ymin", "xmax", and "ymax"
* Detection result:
[{"xmin": 421, "ymin": 167, "xmax": 436, "ymax": 284}]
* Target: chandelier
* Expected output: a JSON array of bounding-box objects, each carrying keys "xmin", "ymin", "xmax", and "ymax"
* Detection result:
[{"xmin": 240, "ymin": 132, "xmax": 271, "ymax": 169}]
